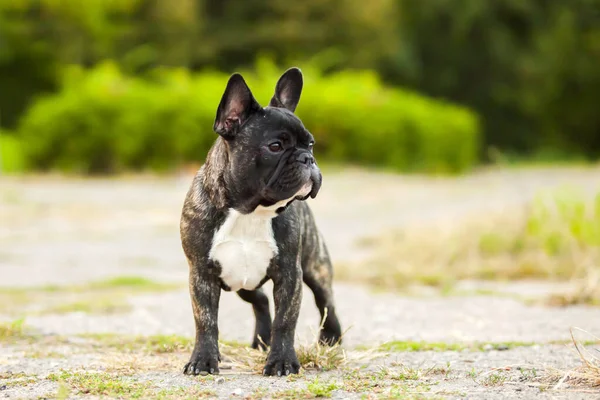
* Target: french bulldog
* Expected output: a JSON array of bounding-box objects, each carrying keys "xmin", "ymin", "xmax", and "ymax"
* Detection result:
[{"xmin": 180, "ymin": 67, "xmax": 342, "ymax": 377}]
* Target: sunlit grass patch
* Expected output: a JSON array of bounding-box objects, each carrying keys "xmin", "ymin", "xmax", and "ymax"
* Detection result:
[
  {"xmin": 546, "ymin": 270, "xmax": 600, "ymax": 307},
  {"xmin": 377, "ymin": 340, "xmax": 534, "ymax": 353},
  {"xmin": 340, "ymin": 188, "xmax": 600, "ymax": 303},
  {"xmin": 0, "ymin": 371, "xmax": 38, "ymax": 388},
  {"xmin": 87, "ymin": 276, "xmax": 178, "ymax": 291},
  {"xmin": 341, "ymin": 367, "xmax": 437, "ymax": 398},
  {"xmin": 0, "ymin": 318, "xmax": 31, "ymax": 342},
  {"xmin": 0, "ymin": 276, "xmax": 182, "ymax": 316},
  {"xmin": 154, "ymin": 387, "xmax": 216, "ymax": 399},
  {"xmin": 39, "ymin": 296, "xmax": 131, "ymax": 315},
  {"xmin": 47, "ymin": 370, "xmax": 152, "ymax": 398},
  {"xmin": 273, "ymin": 377, "xmax": 341, "ymax": 399},
  {"xmin": 79, "ymin": 322, "xmax": 349, "ymax": 375}
]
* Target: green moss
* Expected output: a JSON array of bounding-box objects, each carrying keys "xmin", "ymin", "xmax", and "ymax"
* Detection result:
[{"xmin": 47, "ymin": 371, "xmax": 151, "ymax": 398}]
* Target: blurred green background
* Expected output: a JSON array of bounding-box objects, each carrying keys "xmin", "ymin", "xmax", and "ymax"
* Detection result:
[{"xmin": 0, "ymin": 0, "xmax": 599, "ymax": 174}]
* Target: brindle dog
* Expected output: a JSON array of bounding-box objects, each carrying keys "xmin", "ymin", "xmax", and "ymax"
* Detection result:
[{"xmin": 180, "ymin": 68, "xmax": 342, "ymax": 377}]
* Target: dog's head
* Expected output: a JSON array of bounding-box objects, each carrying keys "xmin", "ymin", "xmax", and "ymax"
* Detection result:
[{"xmin": 211, "ymin": 68, "xmax": 321, "ymax": 214}]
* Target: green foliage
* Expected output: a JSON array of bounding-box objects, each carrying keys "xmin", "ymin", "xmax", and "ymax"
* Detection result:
[
  {"xmin": 2, "ymin": 0, "xmax": 598, "ymax": 161},
  {"xmin": 16, "ymin": 60, "xmax": 480, "ymax": 174},
  {"xmin": 390, "ymin": 0, "xmax": 600, "ymax": 158},
  {"xmin": 0, "ymin": 131, "xmax": 27, "ymax": 173}
]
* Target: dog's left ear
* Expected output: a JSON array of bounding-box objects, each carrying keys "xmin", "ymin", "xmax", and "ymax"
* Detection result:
[
  {"xmin": 269, "ymin": 67, "xmax": 303, "ymax": 113},
  {"xmin": 214, "ymin": 73, "xmax": 261, "ymax": 138}
]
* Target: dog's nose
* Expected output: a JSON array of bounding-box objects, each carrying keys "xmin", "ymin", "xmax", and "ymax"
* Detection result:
[{"xmin": 296, "ymin": 152, "xmax": 314, "ymax": 165}]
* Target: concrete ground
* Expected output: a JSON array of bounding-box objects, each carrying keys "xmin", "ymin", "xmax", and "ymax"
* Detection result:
[{"xmin": 2, "ymin": 166, "xmax": 600, "ymax": 399}]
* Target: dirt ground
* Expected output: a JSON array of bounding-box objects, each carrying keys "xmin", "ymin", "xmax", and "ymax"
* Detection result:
[{"xmin": 2, "ymin": 166, "xmax": 600, "ymax": 399}]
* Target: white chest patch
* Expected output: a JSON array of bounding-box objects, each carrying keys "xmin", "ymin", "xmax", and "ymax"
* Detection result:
[{"xmin": 209, "ymin": 209, "xmax": 279, "ymax": 291}]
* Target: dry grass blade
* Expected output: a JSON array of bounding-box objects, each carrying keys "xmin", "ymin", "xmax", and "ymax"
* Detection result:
[
  {"xmin": 339, "ymin": 189, "xmax": 600, "ymax": 298},
  {"xmin": 222, "ymin": 308, "xmax": 349, "ymax": 374},
  {"xmin": 547, "ymin": 327, "xmax": 600, "ymax": 389},
  {"xmin": 296, "ymin": 308, "xmax": 347, "ymax": 371},
  {"xmin": 219, "ymin": 342, "xmax": 267, "ymax": 374}
]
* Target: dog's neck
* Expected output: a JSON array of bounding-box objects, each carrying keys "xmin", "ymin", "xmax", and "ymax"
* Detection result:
[
  {"xmin": 202, "ymin": 138, "xmax": 231, "ymax": 210},
  {"xmin": 202, "ymin": 138, "xmax": 264, "ymax": 214}
]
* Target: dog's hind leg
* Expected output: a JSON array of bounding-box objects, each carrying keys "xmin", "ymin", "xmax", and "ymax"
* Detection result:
[
  {"xmin": 237, "ymin": 288, "xmax": 272, "ymax": 350},
  {"xmin": 303, "ymin": 257, "xmax": 343, "ymax": 346}
]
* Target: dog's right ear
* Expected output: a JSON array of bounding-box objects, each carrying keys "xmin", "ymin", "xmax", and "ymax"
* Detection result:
[{"xmin": 214, "ymin": 73, "xmax": 261, "ymax": 138}]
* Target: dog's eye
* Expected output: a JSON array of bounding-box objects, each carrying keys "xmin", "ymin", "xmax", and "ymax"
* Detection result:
[
  {"xmin": 308, "ymin": 141, "xmax": 314, "ymax": 150},
  {"xmin": 268, "ymin": 142, "xmax": 283, "ymax": 152}
]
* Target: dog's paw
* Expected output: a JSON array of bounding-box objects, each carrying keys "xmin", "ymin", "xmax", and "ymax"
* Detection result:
[
  {"xmin": 251, "ymin": 332, "xmax": 271, "ymax": 351},
  {"xmin": 319, "ymin": 329, "xmax": 342, "ymax": 346},
  {"xmin": 183, "ymin": 350, "xmax": 220, "ymax": 376},
  {"xmin": 262, "ymin": 351, "xmax": 300, "ymax": 376}
]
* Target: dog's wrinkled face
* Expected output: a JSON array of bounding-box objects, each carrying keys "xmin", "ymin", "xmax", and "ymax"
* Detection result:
[{"xmin": 213, "ymin": 68, "xmax": 321, "ymax": 214}]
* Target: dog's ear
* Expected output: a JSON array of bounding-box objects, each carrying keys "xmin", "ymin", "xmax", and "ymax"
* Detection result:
[
  {"xmin": 214, "ymin": 73, "xmax": 261, "ymax": 138},
  {"xmin": 269, "ymin": 67, "xmax": 303, "ymax": 113}
]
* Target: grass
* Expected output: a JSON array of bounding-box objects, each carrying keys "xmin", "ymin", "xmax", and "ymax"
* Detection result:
[
  {"xmin": 545, "ymin": 328, "xmax": 600, "ymax": 389},
  {"xmin": 0, "ymin": 318, "xmax": 29, "ymax": 342},
  {"xmin": 87, "ymin": 276, "xmax": 177, "ymax": 291},
  {"xmin": 275, "ymin": 378, "xmax": 340, "ymax": 399},
  {"xmin": 296, "ymin": 336, "xmax": 346, "ymax": 372},
  {"xmin": 40, "ymin": 297, "xmax": 131, "ymax": 315},
  {"xmin": 296, "ymin": 310, "xmax": 347, "ymax": 372},
  {"xmin": 154, "ymin": 387, "xmax": 217, "ymax": 399},
  {"xmin": 0, "ymin": 372, "xmax": 38, "ymax": 388},
  {"xmin": 307, "ymin": 378, "xmax": 340, "ymax": 397},
  {"xmin": 479, "ymin": 372, "xmax": 508, "ymax": 387},
  {"xmin": 341, "ymin": 367, "xmax": 438, "ymax": 399},
  {"xmin": 81, "ymin": 326, "xmax": 348, "ymax": 375},
  {"xmin": 0, "ymin": 276, "xmax": 182, "ymax": 315},
  {"xmin": 47, "ymin": 371, "xmax": 152, "ymax": 398},
  {"xmin": 377, "ymin": 340, "xmax": 534, "ymax": 353},
  {"xmin": 78, "ymin": 331, "xmax": 347, "ymax": 375},
  {"xmin": 339, "ymin": 188, "xmax": 600, "ymax": 304},
  {"xmin": 83, "ymin": 333, "xmax": 195, "ymax": 353}
]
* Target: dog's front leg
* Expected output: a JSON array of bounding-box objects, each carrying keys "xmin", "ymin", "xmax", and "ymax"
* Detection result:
[
  {"xmin": 264, "ymin": 255, "xmax": 302, "ymax": 376},
  {"xmin": 183, "ymin": 263, "xmax": 221, "ymax": 375}
]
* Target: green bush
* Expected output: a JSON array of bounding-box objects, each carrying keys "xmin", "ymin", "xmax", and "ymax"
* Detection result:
[
  {"xmin": 0, "ymin": 131, "xmax": 27, "ymax": 173},
  {"xmin": 16, "ymin": 60, "xmax": 480, "ymax": 174}
]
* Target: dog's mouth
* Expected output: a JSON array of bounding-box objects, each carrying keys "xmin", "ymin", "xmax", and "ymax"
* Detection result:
[{"xmin": 258, "ymin": 160, "xmax": 322, "ymax": 212}]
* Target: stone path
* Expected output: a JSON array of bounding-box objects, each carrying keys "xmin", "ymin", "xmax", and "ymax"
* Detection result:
[{"xmin": 2, "ymin": 166, "xmax": 600, "ymax": 399}]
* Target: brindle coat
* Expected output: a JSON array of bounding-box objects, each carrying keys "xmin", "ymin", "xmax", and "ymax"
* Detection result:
[{"xmin": 180, "ymin": 68, "xmax": 342, "ymax": 377}]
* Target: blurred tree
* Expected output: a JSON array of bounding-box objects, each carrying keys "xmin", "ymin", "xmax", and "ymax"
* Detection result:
[
  {"xmin": 384, "ymin": 0, "xmax": 600, "ymax": 157},
  {"xmin": 199, "ymin": 0, "xmax": 399, "ymax": 71},
  {"xmin": 0, "ymin": 0, "xmax": 599, "ymax": 159}
]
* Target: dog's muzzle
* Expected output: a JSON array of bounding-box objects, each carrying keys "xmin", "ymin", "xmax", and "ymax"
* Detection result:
[{"xmin": 262, "ymin": 149, "xmax": 322, "ymax": 202}]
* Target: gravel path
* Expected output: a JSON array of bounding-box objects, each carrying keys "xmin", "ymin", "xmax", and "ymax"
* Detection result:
[{"xmin": 2, "ymin": 166, "xmax": 600, "ymax": 399}]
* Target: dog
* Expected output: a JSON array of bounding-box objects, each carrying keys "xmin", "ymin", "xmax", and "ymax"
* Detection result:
[{"xmin": 180, "ymin": 67, "xmax": 342, "ymax": 377}]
